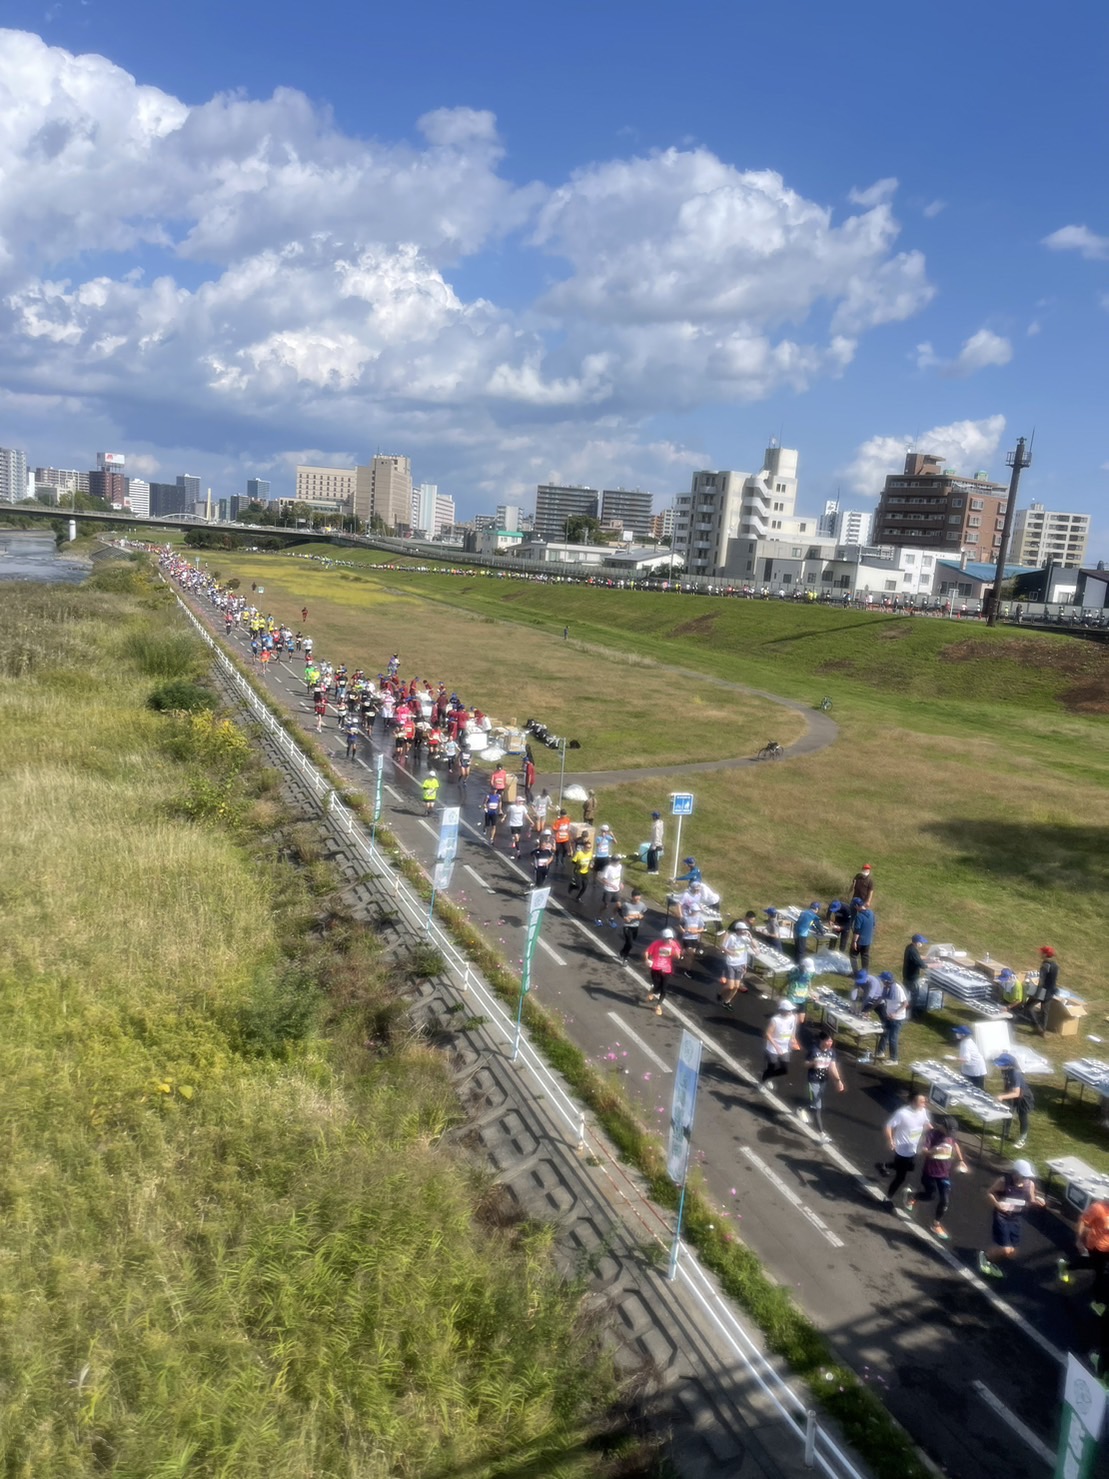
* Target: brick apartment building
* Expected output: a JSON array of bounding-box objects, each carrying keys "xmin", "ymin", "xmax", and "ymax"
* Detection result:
[{"xmin": 872, "ymin": 453, "xmax": 1008, "ymax": 561}]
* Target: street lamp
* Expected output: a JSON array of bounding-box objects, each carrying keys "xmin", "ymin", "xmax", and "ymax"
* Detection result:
[{"xmin": 523, "ymin": 719, "xmax": 580, "ymax": 806}]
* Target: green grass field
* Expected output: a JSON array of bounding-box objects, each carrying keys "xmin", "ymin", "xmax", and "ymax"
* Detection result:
[
  {"xmin": 200, "ymin": 546, "xmax": 1109, "ymax": 1174},
  {"xmin": 0, "ymin": 563, "xmax": 646, "ymax": 1478}
]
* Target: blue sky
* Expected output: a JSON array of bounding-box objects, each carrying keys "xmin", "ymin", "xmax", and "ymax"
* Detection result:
[{"xmin": 0, "ymin": 0, "xmax": 1106, "ymax": 551}]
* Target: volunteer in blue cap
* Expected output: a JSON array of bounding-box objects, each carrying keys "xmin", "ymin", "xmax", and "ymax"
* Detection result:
[{"xmin": 903, "ymin": 932, "xmax": 930, "ymax": 1014}]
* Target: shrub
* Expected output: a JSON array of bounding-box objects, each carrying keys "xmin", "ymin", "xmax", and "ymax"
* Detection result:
[
  {"xmin": 123, "ymin": 628, "xmax": 205, "ymax": 679},
  {"xmin": 147, "ymin": 679, "xmax": 215, "ymax": 713}
]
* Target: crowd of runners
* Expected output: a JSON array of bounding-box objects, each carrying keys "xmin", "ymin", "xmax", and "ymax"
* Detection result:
[{"xmin": 165, "ymin": 552, "xmax": 1109, "ymax": 1372}]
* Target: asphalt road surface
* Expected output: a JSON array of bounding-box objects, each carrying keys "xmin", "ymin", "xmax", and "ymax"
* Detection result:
[{"xmin": 217, "ymin": 625, "xmax": 1106, "ymax": 1479}]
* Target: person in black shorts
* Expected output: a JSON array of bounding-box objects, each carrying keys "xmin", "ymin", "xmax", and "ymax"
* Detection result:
[
  {"xmin": 482, "ymin": 789, "xmax": 501, "ymax": 843},
  {"xmin": 979, "ymin": 1159, "xmax": 1044, "ymax": 1278}
]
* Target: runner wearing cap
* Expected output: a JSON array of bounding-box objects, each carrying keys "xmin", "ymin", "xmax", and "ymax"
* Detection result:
[
  {"xmin": 645, "ymin": 930, "xmax": 682, "ymax": 1013},
  {"xmin": 618, "ymin": 889, "xmax": 646, "ymax": 965},
  {"xmin": 757, "ymin": 1001, "xmax": 800, "ymax": 1094},
  {"xmin": 717, "ymin": 921, "xmax": 752, "ymax": 1008},
  {"xmin": 531, "ymin": 829, "xmax": 555, "ymax": 887},
  {"xmin": 978, "ymin": 1159, "xmax": 1045, "ymax": 1278}
]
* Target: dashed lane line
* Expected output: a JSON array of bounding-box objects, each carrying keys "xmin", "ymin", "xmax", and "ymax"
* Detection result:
[
  {"xmin": 606, "ymin": 1011, "xmax": 672, "ymax": 1074},
  {"xmin": 462, "ymin": 864, "xmax": 496, "ymax": 894},
  {"xmin": 972, "ymin": 1380, "xmax": 1054, "ymax": 1466},
  {"xmin": 740, "ymin": 1146, "xmax": 845, "ymax": 1249},
  {"xmin": 537, "ymin": 937, "xmax": 568, "ymax": 967}
]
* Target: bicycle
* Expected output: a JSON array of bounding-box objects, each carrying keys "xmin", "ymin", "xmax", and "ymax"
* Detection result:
[
  {"xmin": 818, "ymin": 696, "xmax": 833, "ymax": 712},
  {"xmin": 755, "ymin": 740, "xmax": 784, "ymax": 761}
]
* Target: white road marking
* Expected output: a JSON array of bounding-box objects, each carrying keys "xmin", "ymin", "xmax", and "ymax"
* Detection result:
[
  {"xmin": 418, "ymin": 819, "xmax": 437, "ymax": 838},
  {"xmin": 463, "ymin": 864, "xmax": 495, "ymax": 894},
  {"xmin": 972, "ymin": 1380, "xmax": 1054, "ymax": 1465},
  {"xmin": 606, "ymin": 1011, "xmax": 672, "ymax": 1073},
  {"xmin": 384, "ymin": 783, "xmax": 405, "ymax": 801},
  {"xmin": 538, "ymin": 937, "xmax": 568, "ymax": 966},
  {"xmin": 740, "ymin": 1146, "xmax": 845, "ymax": 1249}
]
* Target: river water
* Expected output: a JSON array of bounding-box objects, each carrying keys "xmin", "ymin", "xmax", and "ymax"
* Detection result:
[{"xmin": 0, "ymin": 530, "xmax": 91, "ymax": 583}]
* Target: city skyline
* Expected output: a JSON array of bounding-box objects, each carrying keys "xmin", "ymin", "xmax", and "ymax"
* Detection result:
[{"xmin": 0, "ymin": 4, "xmax": 1105, "ymax": 553}]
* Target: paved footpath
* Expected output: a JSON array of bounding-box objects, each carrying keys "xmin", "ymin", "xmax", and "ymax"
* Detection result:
[{"xmin": 208, "ymin": 616, "xmax": 1101, "ymax": 1479}]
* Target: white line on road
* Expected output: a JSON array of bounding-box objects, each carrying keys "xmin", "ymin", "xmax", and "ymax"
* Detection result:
[
  {"xmin": 463, "ymin": 864, "xmax": 495, "ymax": 894},
  {"xmin": 972, "ymin": 1380, "xmax": 1054, "ymax": 1466},
  {"xmin": 606, "ymin": 1011, "xmax": 672, "ymax": 1073},
  {"xmin": 740, "ymin": 1146, "xmax": 845, "ymax": 1249},
  {"xmin": 418, "ymin": 819, "xmax": 438, "ymax": 838},
  {"xmin": 384, "ymin": 783, "xmax": 405, "ymax": 801},
  {"xmin": 538, "ymin": 937, "xmax": 568, "ymax": 966}
]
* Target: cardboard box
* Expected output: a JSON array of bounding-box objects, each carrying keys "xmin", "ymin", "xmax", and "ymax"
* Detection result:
[
  {"xmin": 1047, "ymin": 998, "xmax": 1087, "ymax": 1038},
  {"xmin": 975, "ymin": 959, "xmax": 1013, "ymax": 984}
]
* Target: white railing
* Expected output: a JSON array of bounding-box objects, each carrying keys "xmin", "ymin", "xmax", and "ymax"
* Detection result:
[{"xmin": 175, "ymin": 591, "xmax": 868, "ymax": 1479}]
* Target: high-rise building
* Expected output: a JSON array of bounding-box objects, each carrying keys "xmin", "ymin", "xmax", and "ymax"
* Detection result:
[
  {"xmin": 674, "ymin": 444, "xmax": 808, "ymax": 576},
  {"xmin": 600, "ymin": 488, "xmax": 653, "ymax": 539},
  {"xmin": 819, "ymin": 501, "xmax": 872, "ymax": 546},
  {"xmin": 127, "ymin": 479, "xmax": 150, "ymax": 518},
  {"xmin": 434, "ymin": 492, "xmax": 455, "ymax": 535},
  {"xmin": 365, "ymin": 454, "xmax": 412, "ymax": 531},
  {"xmin": 648, "ymin": 507, "xmax": 675, "ymax": 542},
  {"xmin": 0, "ymin": 446, "xmax": 28, "ymax": 504},
  {"xmin": 149, "ymin": 481, "xmax": 187, "ymax": 517},
  {"xmin": 1012, "ymin": 502, "xmax": 1091, "ymax": 569},
  {"xmin": 246, "ymin": 477, "xmax": 271, "ymax": 502},
  {"xmin": 88, "ymin": 469, "xmax": 127, "ymax": 504},
  {"xmin": 495, "ymin": 503, "xmax": 533, "ymax": 533},
  {"xmin": 534, "ymin": 484, "xmax": 599, "ymax": 540},
  {"xmin": 35, "ymin": 468, "xmax": 86, "ymax": 497},
  {"xmin": 412, "ymin": 482, "xmax": 439, "ymax": 536},
  {"xmin": 97, "ymin": 452, "xmax": 126, "ymax": 474},
  {"xmin": 177, "ymin": 473, "xmax": 201, "ymax": 503},
  {"xmin": 872, "ymin": 453, "xmax": 1008, "ymax": 558}
]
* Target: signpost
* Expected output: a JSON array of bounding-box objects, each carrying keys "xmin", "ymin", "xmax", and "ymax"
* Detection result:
[
  {"xmin": 371, "ymin": 753, "xmax": 385, "ymax": 848},
  {"xmin": 513, "ymin": 886, "xmax": 551, "ymax": 1061},
  {"xmin": 666, "ymin": 1029, "xmax": 704, "ymax": 1280},
  {"xmin": 427, "ymin": 806, "xmax": 461, "ymax": 930},
  {"xmin": 670, "ymin": 791, "xmax": 694, "ymax": 877},
  {"xmin": 1056, "ymin": 1354, "xmax": 1106, "ymax": 1479}
]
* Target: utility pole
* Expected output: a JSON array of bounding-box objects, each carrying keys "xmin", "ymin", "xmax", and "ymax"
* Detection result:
[{"xmin": 987, "ymin": 436, "xmax": 1032, "ymax": 627}]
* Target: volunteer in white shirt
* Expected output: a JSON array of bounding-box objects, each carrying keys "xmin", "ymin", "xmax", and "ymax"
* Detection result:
[
  {"xmin": 951, "ymin": 1026, "xmax": 987, "ymax": 1089},
  {"xmin": 878, "ymin": 1091, "xmax": 931, "ymax": 1207},
  {"xmin": 875, "ymin": 971, "xmax": 909, "ymax": 1064}
]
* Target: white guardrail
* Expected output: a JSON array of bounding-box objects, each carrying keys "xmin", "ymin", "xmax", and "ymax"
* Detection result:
[{"xmin": 177, "ymin": 593, "xmax": 867, "ymax": 1479}]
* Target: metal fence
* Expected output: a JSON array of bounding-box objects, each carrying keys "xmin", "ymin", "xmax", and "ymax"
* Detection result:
[{"xmin": 177, "ymin": 592, "xmax": 867, "ymax": 1479}]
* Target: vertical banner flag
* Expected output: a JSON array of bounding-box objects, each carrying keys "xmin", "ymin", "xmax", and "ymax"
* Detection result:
[
  {"xmin": 433, "ymin": 806, "xmax": 461, "ymax": 891},
  {"xmin": 372, "ymin": 753, "xmax": 385, "ymax": 823},
  {"xmin": 1056, "ymin": 1354, "xmax": 1106, "ymax": 1479},
  {"xmin": 667, "ymin": 1030, "xmax": 703, "ymax": 1185},
  {"xmin": 521, "ymin": 886, "xmax": 551, "ymax": 995}
]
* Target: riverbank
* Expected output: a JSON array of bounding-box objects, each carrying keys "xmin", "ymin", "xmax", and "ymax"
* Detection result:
[{"xmin": 0, "ymin": 560, "xmax": 648, "ymax": 1477}]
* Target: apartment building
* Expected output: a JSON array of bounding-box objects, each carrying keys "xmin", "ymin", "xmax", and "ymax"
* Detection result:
[
  {"xmin": 1012, "ymin": 502, "xmax": 1091, "ymax": 568},
  {"xmin": 296, "ymin": 464, "xmax": 357, "ymax": 508},
  {"xmin": 534, "ymin": 484, "xmax": 599, "ymax": 540},
  {"xmin": 600, "ymin": 488, "xmax": 654, "ymax": 539},
  {"xmin": 674, "ymin": 444, "xmax": 814, "ymax": 577},
  {"xmin": 0, "ymin": 446, "xmax": 28, "ymax": 504},
  {"xmin": 872, "ymin": 453, "xmax": 1008, "ymax": 560}
]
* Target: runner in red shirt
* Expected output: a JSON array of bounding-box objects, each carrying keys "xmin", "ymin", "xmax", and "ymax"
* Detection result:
[{"xmin": 645, "ymin": 930, "xmax": 682, "ymax": 1015}]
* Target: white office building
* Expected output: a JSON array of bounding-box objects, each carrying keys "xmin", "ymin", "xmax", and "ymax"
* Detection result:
[
  {"xmin": 1012, "ymin": 503, "xmax": 1091, "ymax": 569},
  {"xmin": 127, "ymin": 479, "xmax": 150, "ymax": 518},
  {"xmin": 0, "ymin": 445, "xmax": 29, "ymax": 504},
  {"xmin": 674, "ymin": 444, "xmax": 817, "ymax": 577},
  {"xmin": 818, "ymin": 501, "xmax": 872, "ymax": 546}
]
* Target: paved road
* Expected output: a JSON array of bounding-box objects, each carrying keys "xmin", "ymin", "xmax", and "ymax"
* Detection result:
[{"xmin": 215, "ymin": 629, "xmax": 1099, "ymax": 1479}]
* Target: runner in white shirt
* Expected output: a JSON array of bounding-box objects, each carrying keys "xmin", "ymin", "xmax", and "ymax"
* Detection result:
[
  {"xmin": 596, "ymin": 858, "xmax": 624, "ymax": 927},
  {"xmin": 878, "ymin": 1092, "xmax": 931, "ymax": 1208},
  {"xmin": 757, "ymin": 1002, "xmax": 800, "ymax": 1095},
  {"xmin": 506, "ymin": 799, "xmax": 528, "ymax": 856},
  {"xmin": 717, "ymin": 923, "xmax": 751, "ymax": 1008},
  {"xmin": 530, "ymin": 788, "xmax": 552, "ymax": 831}
]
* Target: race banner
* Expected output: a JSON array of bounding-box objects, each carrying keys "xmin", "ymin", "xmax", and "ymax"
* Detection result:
[{"xmin": 667, "ymin": 1030, "xmax": 703, "ymax": 1185}]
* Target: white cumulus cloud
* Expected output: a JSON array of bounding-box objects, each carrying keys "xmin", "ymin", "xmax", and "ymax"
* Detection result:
[
  {"xmin": 843, "ymin": 415, "xmax": 1007, "ymax": 497},
  {"xmin": 914, "ymin": 329, "xmax": 1013, "ymax": 377},
  {"xmin": 0, "ymin": 28, "xmax": 939, "ymax": 509},
  {"xmin": 1042, "ymin": 225, "xmax": 1109, "ymax": 261}
]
